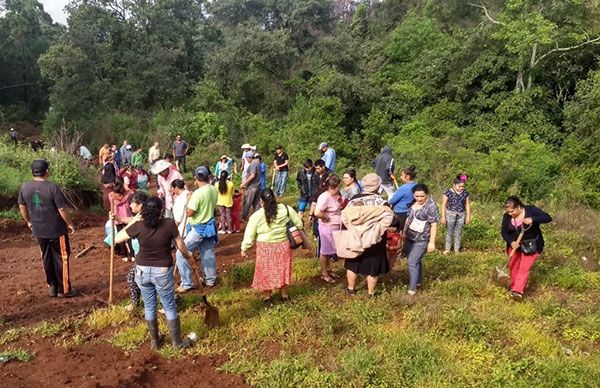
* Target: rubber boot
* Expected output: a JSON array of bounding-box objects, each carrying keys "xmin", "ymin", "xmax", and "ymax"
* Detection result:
[
  {"xmin": 167, "ymin": 317, "xmax": 190, "ymax": 349},
  {"xmin": 146, "ymin": 319, "xmax": 162, "ymax": 350}
]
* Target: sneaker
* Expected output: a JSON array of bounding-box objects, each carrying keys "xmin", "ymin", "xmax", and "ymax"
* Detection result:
[
  {"xmin": 218, "ymin": 230, "xmax": 226, "ymax": 235},
  {"xmin": 58, "ymin": 289, "xmax": 77, "ymax": 298},
  {"xmin": 226, "ymin": 231, "xmax": 233, "ymax": 234},
  {"xmin": 175, "ymin": 285, "xmax": 194, "ymax": 293},
  {"xmin": 344, "ymin": 287, "xmax": 356, "ymax": 295},
  {"xmin": 48, "ymin": 285, "xmax": 58, "ymax": 297},
  {"xmin": 407, "ymin": 290, "xmax": 417, "ymax": 296},
  {"xmin": 122, "ymin": 257, "xmax": 129, "ymax": 262}
]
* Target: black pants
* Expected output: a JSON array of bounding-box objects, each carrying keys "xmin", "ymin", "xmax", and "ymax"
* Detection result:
[
  {"xmin": 242, "ymin": 187, "xmax": 261, "ymax": 221},
  {"xmin": 115, "ymin": 224, "xmax": 135, "ymax": 259},
  {"xmin": 38, "ymin": 234, "xmax": 72, "ymax": 293},
  {"xmin": 176, "ymin": 155, "xmax": 186, "ymax": 173}
]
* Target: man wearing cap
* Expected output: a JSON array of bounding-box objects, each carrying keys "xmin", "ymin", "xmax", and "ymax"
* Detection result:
[
  {"xmin": 18, "ymin": 160, "xmax": 76, "ymax": 297},
  {"xmin": 172, "ymin": 134, "xmax": 189, "ymax": 173},
  {"xmin": 273, "ymin": 145, "xmax": 289, "ymax": 197},
  {"xmin": 240, "ymin": 150, "xmax": 262, "ymax": 221},
  {"xmin": 175, "ymin": 166, "xmax": 218, "ymax": 291},
  {"xmin": 152, "ymin": 159, "xmax": 185, "ymax": 218},
  {"xmin": 319, "ymin": 142, "xmax": 336, "ymax": 172},
  {"xmin": 239, "ymin": 143, "xmax": 256, "ymax": 182}
]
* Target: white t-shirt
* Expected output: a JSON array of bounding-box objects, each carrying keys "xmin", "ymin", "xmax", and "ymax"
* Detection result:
[{"xmin": 172, "ymin": 189, "xmax": 190, "ymax": 236}]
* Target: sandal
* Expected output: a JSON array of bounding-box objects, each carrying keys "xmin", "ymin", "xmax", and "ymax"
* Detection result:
[
  {"xmin": 321, "ymin": 276, "xmax": 336, "ymax": 284},
  {"xmin": 327, "ymin": 271, "xmax": 340, "ymax": 279}
]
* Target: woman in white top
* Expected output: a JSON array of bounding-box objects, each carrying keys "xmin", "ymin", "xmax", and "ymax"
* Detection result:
[{"xmin": 170, "ymin": 179, "xmax": 190, "ymax": 236}]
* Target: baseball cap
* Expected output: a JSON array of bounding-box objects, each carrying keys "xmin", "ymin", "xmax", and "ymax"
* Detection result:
[
  {"xmin": 318, "ymin": 142, "xmax": 328, "ymax": 150},
  {"xmin": 194, "ymin": 165, "xmax": 210, "ymax": 179},
  {"xmin": 126, "ymin": 144, "xmax": 132, "ymax": 150},
  {"xmin": 243, "ymin": 150, "xmax": 254, "ymax": 158},
  {"xmin": 31, "ymin": 159, "xmax": 49, "ymax": 176},
  {"xmin": 241, "ymin": 143, "xmax": 251, "ymax": 149},
  {"xmin": 254, "ymin": 152, "xmax": 261, "ymax": 158}
]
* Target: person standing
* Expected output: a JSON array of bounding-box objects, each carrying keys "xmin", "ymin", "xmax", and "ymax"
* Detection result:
[
  {"xmin": 215, "ymin": 171, "xmax": 234, "ymax": 234},
  {"xmin": 10, "ymin": 128, "xmax": 18, "ymax": 145},
  {"xmin": 171, "ymin": 179, "xmax": 190, "ymax": 237},
  {"xmin": 314, "ymin": 175, "xmax": 343, "ymax": 284},
  {"xmin": 240, "ymin": 151, "xmax": 262, "ymax": 221},
  {"xmin": 151, "ymin": 160, "xmax": 185, "ymax": 218},
  {"xmin": 389, "ymin": 166, "xmax": 417, "ymax": 231},
  {"xmin": 318, "ymin": 142, "xmax": 336, "ymax": 172},
  {"xmin": 403, "ymin": 184, "xmax": 439, "ymax": 296},
  {"xmin": 176, "ymin": 166, "xmax": 218, "ymax": 291},
  {"xmin": 239, "ymin": 143, "xmax": 256, "ymax": 182},
  {"xmin": 241, "ymin": 189, "xmax": 303, "ymax": 304},
  {"xmin": 441, "ymin": 175, "xmax": 471, "ymax": 254},
  {"xmin": 296, "ymin": 159, "xmax": 317, "ymax": 218},
  {"xmin": 111, "ymin": 144, "xmax": 121, "ymax": 168},
  {"xmin": 273, "ymin": 145, "xmax": 289, "ymax": 196},
  {"xmin": 115, "ymin": 197, "xmax": 194, "ymax": 349},
  {"xmin": 255, "ymin": 153, "xmax": 267, "ymax": 190},
  {"xmin": 18, "ymin": 160, "xmax": 76, "ymax": 298},
  {"xmin": 501, "ymin": 196, "xmax": 552, "ymax": 301},
  {"xmin": 79, "ymin": 145, "xmax": 92, "ymax": 163},
  {"xmin": 372, "ymin": 145, "xmax": 395, "ymax": 198},
  {"xmin": 122, "ymin": 144, "xmax": 133, "ymax": 166},
  {"xmin": 131, "ymin": 145, "xmax": 145, "ymax": 169},
  {"xmin": 172, "ymin": 134, "xmax": 189, "ymax": 173},
  {"xmin": 340, "ymin": 169, "xmax": 362, "ymax": 202},
  {"xmin": 99, "ymin": 143, "xmax": 110, "ymax": 165},
  {"xmin": 214, "ymin": 154, "xmax": 236, "ymax": 178},
  {"xmin": 148, "ymin": 142, "xmax": 161, "ymax": 166}
]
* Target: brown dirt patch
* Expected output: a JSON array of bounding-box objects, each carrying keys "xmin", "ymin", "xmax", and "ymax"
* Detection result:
[{"xmin": 0, "ymin": 212, "xmax": 251, "ymax": 386}]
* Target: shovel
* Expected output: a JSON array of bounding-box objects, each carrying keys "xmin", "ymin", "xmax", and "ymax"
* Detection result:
[
  {"xmin": 190, "ymin": 260, "xmax": 220, "ymax": 328},
  {"xmin": 492, "ymin": 229, "xmax": 526, "ymax": 287}
]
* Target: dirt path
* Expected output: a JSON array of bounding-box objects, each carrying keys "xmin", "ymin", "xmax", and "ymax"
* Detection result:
[{"xmin": 0, "ymin": 213, "xmax": 250, "ymax": 387}]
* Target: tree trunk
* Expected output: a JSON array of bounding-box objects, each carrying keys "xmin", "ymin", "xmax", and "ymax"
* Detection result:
[
  {"xmin": 515, "ymin": 69, "xmax": 525, "ymax": 92},
  {"xmin": 527, "ymin": 43, "xmax": 537, "ymax": 90}
]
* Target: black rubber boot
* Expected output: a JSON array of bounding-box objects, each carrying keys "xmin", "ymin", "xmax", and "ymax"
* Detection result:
[
  {"xmin": 146, "ymin": 319, "xmax": 162, "ymax": 350},
  {"xmin": 167, "ymin": 317, "xmax": 190, "ymax": 349}
]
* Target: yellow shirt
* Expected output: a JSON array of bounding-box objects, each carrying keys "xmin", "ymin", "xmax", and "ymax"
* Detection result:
[
  {"xmin": 215, "ymin": 180, "xmax": 234, "ymax": 207},
  {"xmin": 242, "ymin": 204, "xmax": 303, "ymax": 251}
]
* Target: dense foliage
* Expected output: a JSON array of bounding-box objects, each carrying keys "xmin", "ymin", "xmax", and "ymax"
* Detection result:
[{"xmin": 2, "ymin": 0, "xmax": 600, "ymax": 204}]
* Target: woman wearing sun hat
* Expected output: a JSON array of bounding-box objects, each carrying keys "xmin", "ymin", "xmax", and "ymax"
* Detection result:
[{"xmin": 215, "ymin": 154, "xmax": 236, "ymax": 179}]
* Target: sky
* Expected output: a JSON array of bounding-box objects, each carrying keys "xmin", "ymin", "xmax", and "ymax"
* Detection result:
[{"xmin": 40, "ymin": 0, "xmax": 69, "ymax": 25}]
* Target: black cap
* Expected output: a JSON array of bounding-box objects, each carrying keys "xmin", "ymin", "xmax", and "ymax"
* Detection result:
[{"xmin": 31, "ymin": 159, "xmax": 49, "ymax": 176}]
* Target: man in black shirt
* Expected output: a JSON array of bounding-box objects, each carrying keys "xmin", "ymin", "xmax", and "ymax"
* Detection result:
[
  {"xmin": 18, "ymin": 160, "xmax": 76, "ymax": 297},
  {"xmin": 272, "ymin": 144, "xmax": 289, "ymax": 197}
]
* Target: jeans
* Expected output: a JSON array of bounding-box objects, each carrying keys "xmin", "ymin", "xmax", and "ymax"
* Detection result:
[
  {"xmin": 176, "ymin": 226, "xmax": 217, "ymax": 287},
  {"xmin": 176, "ymin": 155, "xmax": 186, "ymax": 173},
  {"xmin": 274, "ymin": 171, "xmax": 288, "ymax": 196},
  {"xmin": 405, "ymin": 240, "xmax": 428, "ymax": 291},
  {"xmin": 445, "ymin": 211, "xmax": 466, "ymax": 252},
  {"xmin": 135, "ymin": 265, "xmax": 178, "ymax": 321}
]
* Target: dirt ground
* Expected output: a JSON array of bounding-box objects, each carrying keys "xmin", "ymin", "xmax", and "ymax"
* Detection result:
[{"xmin": 0, "ymin": 212, "xmax": 250, "ymax": 387}]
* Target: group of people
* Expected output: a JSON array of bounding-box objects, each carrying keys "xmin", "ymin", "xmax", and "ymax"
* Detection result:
[{"xmin": 17, "ymin": 139, "xmax": 552, "ymax": 351}]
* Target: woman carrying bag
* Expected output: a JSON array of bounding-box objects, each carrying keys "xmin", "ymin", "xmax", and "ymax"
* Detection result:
[
  {"xmin": 501, "ymin": 196, "xmax": 552, "ymax": 301},
  {"xmin": 241, "ymin": 189, "xmax": 303, "ymax": 304}
]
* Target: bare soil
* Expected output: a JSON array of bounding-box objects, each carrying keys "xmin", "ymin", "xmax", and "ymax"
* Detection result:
[{"xmin": 0, "ymin": 211, "xmax": 250, "ymax": 387}]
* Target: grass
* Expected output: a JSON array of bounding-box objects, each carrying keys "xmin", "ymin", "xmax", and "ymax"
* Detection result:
[
  {"xmin": 0, "ymin": 348, "xmax": 33, "ymax": 363},
  {"xmin": 3, "ymin": 199, "xmax": 600, "ymax": 385},
  {"xmin": 0, "ymin": 207, "xmax": 21, "ymax": 220}
]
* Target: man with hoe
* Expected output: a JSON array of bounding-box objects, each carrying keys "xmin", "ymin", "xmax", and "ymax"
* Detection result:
[{"xmin": 18, "ymin": 159, "xmax": 76, "ymax": 298}]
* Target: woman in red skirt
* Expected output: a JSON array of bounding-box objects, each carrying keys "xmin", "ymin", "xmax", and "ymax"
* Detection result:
[{"xmin": 241, "ymin": 188, "xmax": 303, "ymax": 304}]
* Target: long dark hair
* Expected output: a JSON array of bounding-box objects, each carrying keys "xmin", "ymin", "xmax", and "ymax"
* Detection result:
[
  {"xmin": 132, "ymin": 191, "xmax": 148, "ymax": 205},
  {"xmin": 142, "ymin": 197, "xmax": 163, "ymax": 228},
  {"xmin": 261, "ymin": 188, "xmax": 278, "ymax": 226},
  {"xmin": 218, "ymin": 170, "xmax": 229, "ymax": 194},
  {"xmin": 505, "ymin": 196, "xmax": 524, "ymax": 209},
  {"xmin": 113, "ymin": 177, "xmax": 126, "ymax": 194}
]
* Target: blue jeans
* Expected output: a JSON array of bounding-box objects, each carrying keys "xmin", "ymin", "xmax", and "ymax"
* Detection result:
[
  {"xmin": 405, "ymin": 240, "xmax": 428, "ymax": 291},
  {"xmin": 445, "ymin": 211, "xmax": 466, "ymax": 252},
  {"xmin": 176, "ymin": 226, "xmax": 217, "ymax": 287},
  {"xmin": 274, "ymin": 171, "xmax": 288, "ymax": 196},
  {"xmin": 135, "ymin": 265, "xmax": 178, "ymax": 321}
]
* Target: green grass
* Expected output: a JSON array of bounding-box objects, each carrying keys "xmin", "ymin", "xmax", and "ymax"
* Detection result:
[
  {"xmin": 0, "ymin": 207, "xmax": 21, "ymax": 220},
  {"xmin": 0, "ymin": 348, "xmax": 33, "ymax": 363}
]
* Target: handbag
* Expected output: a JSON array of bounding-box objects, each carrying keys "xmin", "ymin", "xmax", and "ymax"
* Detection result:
[
  {"xmin": 285, "ymin": 206, "xmax": 304, "ymax": 249},
  {"xmin": 520, "ymin": 238, "xmax": 538, "ymax": 254}
]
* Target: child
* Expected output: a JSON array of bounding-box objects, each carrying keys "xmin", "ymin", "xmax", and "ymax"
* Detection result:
[
  {"xmin": 231, "ymin": 189, "xmax": 242, "ymax": 233},
  {"xmin": 215, "ymin": 171, "xmax": 234, "ymax": 234},
  {"xmin": 441, "ymin": 174, "xmax": 471, "ymax": 254}
]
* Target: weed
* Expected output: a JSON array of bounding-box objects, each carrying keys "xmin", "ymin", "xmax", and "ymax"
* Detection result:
[
  {"xmin": 109, "ymin": 323, "xmax": 147, "ymax": 351},
  {"xmin": 0, "ymin": 348, "xmax": 33, "ymax": 363},
  {"xmin": 32, "ymin": 321, "xmax": 63, "ymax": 338},
  {"xmin": 86, "ymin": 305, "xmax": 132, "ymax": 330},
  {"xmin": 0, "ymin": 207, "xmax": 21, "ymax": 220},
  {"xmin": 0, "ymin": 327, "xmax": 25, "ymax": 346}
]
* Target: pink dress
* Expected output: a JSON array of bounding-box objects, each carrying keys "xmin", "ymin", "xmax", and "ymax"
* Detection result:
[
  {"xmin": 113, "ymin": 191, "xmax": 133, "ymax": 225},
  {"xmin": 316, "ymin": 191, "xmax": 342, "ymax": 256}
]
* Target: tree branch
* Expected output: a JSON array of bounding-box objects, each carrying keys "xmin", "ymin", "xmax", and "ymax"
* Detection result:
[
  {"xmin": 533, "ymin": 35, "xmax": 600, "ymax": 67},
  {"xmin": 468, "ymin": 2, "xmax": 505, "ymax": 26}
]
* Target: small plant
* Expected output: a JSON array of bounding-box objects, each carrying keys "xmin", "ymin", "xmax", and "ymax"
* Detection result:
[
  {"xmin": 32, "ymin": 321, "xmax": 63, "ymax": 338},
  {"xmin": 86, "ymin": 305, "xmax": 132, "ymax": 330},
  {"xmin": 0, "ymin": 348, "xmax": 33, "ymax": 363}
]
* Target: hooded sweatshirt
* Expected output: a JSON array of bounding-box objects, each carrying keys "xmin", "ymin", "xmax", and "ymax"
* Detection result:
[{"xmin": 372, "ymin": 145, "xmax": 394, "ymax": 185}]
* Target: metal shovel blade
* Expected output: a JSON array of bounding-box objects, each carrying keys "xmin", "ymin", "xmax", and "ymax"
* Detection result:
[
  {"xmin": 492, "ymin": 266, "xmax": 510, "ymax": 287},
  {"xmin": 202, "ymin": 295, "xmax": 220, "ymax": 328}
]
